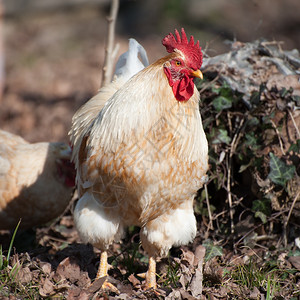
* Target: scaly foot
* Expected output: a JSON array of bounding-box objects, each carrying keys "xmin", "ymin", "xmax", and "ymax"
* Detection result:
[
  {"xmin": 94, "ymin": 251, "xmax": 120, "ymax": 294},
  {"xmin": 138, "ymin": 256, "xmax": 157, "ymax": 290}
]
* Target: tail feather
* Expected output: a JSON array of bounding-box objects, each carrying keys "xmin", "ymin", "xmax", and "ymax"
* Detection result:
[{"xmin": 114, "ymin": 38, "xmax": 149, "ymax": 82}]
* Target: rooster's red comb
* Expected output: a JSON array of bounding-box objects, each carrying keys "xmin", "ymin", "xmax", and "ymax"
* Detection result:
[{"xmin": 162, "ymin": 28, "xmax": 203, "ymax": 70}]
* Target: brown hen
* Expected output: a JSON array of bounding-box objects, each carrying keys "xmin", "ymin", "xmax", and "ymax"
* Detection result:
[{"xmin": 0, "ymin": 130, "xmax": 75, "ymax": 230}]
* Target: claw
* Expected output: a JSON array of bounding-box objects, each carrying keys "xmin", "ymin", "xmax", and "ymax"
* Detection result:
[
  {"xmin": 101, "ymin": 280, "xmax": 120, "ymax": 294},
  {"xmin": 137, "ymin": 272, "xmax": 146, "ymax": 279}
]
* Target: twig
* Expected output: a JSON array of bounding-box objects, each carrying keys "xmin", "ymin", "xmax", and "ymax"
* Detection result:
[
  {"xmin": 204, "ymin": 183, "xmax": 214, "ymax": 230},
  {"xmin": 234, "ymin": 208, "xmax": 290, "ymax": 249},
  {"xmin": 199, "ymin": 71, "xmax": 220, "ymax": 94},
  {"xmin": 227, "ymin": 117, "xmax": 246, "ymax": 236},
  {"xmin": 283, "ymin": 190, "xmax": 300, "ymax": 247},
  {"xmin": 227, "ymin": 159, "xmax": 234, "ymax": 235},
  {"xmin": 101, "ymin": 0, "xmax": 120, "ymax": 87},
  {"xmin": 288, "ymin": 109, "xmax": 300, "ymax": 139},
  {"xmin": 270, "ymin": 119, "xmax": 285, "ymax": 156}
]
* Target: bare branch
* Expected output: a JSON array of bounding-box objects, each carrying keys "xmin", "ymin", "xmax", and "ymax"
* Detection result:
[
  {"xmin": 101, "ymin": 0, "xmax": 119, "ymax": 87},
  {"xmin": 204, "ymin": 183, "xmax": 214, "ymax": 230},
  {"xmin": 283, "ymin": 190, "xmax": 300, "ymax": 247},
  {"xmin": 288, "ymin": 109, "xmax": 300, "ymax": 139}
]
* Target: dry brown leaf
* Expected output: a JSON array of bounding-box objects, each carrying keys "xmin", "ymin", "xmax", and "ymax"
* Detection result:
[
  {"xmin": 87, "ymin": 276, "xmax": 107, "ymax": 293},
  {"xmin": 165, "ymin": 289, "xmax": 182, "ymax": 300},
  {"xmin": 67, "ymin": 287, "xmax": 90, "ymax": 300},
  {"xmin": 288, "ymin": 256, "xmax": 300, "ymax": 270},
  {"xmin": 249, "ymin": 286, "xmax": 261, "ymax": 299},
  {"xmin": 267, "ymin": 74, "xmax": 300, "ymax": 96},
  {"xmin": 40, "ymin": 262, "xmax": 52, "ymax": 274},
  {"xmin": 194, "ymin": 245, "xmax": 206, "ymax": 267},
  {"xmin": 39, "ymin": 277, "xmax": 55, "ymax": 297},
  {"xmin": 179, "ymin": 273, "xmax": 189, "ymax": 290},
  {"xmin": 180, "ymin": 289, "xmax": 198, "ymax": 300},
  {"xmin": 179, "ymin": 262, "xmax": 193, "ymax": 286},
  {"xmin": 56, "ymin": 257, "xmax": 81, "ymax": 283},
  {"xmin": 189, "ymin": 245, "xmax": 205, "ymax": 298},
  {"xmin": 128, "ymin": 274, "xmax": 141, "ymax": 287},
  {"xmin": 181, "ymin": 249, "xmax": 196, "ymax": 266},
  {"xmin": 15, "ymin": 266, "xmax": 32, "ymax": 284},
  {"xmin": 77, "ymin": 271, "xmax": 91, "ymax": 288},
  {"xmin": 190, "ymin": 268, "xmax": 203, "ymax": 298}
]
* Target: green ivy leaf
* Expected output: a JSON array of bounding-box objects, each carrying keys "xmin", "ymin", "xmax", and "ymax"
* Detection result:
[
  {"xmin": 252, "ymin": 199, "xmax": 271, "ymax": 216},
  {"xmin": 246, "ymin": 116, "xmax": 260, "ymax": 127},
  {"xmin": 203, "ymin": 239, "xmax": 223, "ymax": 262},
  {"xmin": 254, "ymin": 211, "xmax": 267, "ymax": 224},
  {"xmin": 212, "ymin": 129, "xmax": 231, "ymax": 145},
  {"xmin": 245, "ymin": 132, "xmax": 260, "ymax": 150},
  {"xmin": 288, "ymin": 139, "xmax": 300, "ymax": 153},
  {"xmin": 212, "ymin": 96, "xmax": 232, "ymax": 112},
  {"xmin": 268, "ymin": 153, "xmax": 295, "ymax": 186}
]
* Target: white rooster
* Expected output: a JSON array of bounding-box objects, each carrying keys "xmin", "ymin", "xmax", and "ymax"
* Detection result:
[{"xmin": 70, "ymin": 29, "xmax": 208, "ymax": 292}]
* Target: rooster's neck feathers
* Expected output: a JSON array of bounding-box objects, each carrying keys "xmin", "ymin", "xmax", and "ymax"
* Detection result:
[{"xmin": 87, "ymin": 59, "xmax": 207, "ymax": 163}]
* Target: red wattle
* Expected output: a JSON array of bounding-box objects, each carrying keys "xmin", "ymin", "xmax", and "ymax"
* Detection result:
[
  {"xmin": 164, "ymin": 68, "xmax": 195, "ymax": 101},
  {"xmin": 173, "ymin": 74, "xmax": 194, "ymax": 101}
]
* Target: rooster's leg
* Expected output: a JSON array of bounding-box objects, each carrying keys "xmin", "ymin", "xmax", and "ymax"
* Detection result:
[
  {"xmin": 96, "ymin": 250, "xmax": 119, "ymax": 294},
  {"xmin": 145, "ymin": 256, "xmax": 157, "ymax": 289}
]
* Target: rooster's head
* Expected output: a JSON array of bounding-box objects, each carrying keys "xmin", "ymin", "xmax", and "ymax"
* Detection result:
[{"xmin": 162, "ymin": 28, "xmax": 203, "ymax": 101}]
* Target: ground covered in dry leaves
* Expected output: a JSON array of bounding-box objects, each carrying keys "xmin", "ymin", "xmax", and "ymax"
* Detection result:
[{"xmin": 1, "ymin": 10, "xmax": 300, "ymax": 300}]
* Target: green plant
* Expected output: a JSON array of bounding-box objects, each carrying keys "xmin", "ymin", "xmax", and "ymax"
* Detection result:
[
  {"xmin": 203, "ymin": 239, "xmax": 223, "ymax": 262},
  {"xmin": 230, "ymin": 258, "xmax": 290, "ymax": 296},
  {"xmin": 0, "ymin": 220, "xmax": 34, "ymax": 298},
  {"xmin": 0, "ymin": 220, "xmax": 21, "ymax": 270},
  {"xmin": 158, "ymin": 258, "xmax": 180, "ymax": 287}
]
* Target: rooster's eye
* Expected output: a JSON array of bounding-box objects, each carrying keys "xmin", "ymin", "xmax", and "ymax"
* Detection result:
[{"xmin": 175, "ymin": 61, "xmax": 181, "ymax": 66}]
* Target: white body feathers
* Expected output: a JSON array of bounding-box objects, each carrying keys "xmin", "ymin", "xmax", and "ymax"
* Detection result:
[{"xmin": 70, "ymin": 40, "xmax": 208, "ymax": 257}]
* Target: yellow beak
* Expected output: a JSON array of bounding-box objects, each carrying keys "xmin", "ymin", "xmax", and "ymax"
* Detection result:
[{"xmin": 190, "ymin": 69, "xmax": 203, "ymax": 79}]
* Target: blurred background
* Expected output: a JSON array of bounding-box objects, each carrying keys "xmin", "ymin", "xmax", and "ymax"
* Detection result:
[{"xmin": 1, "ymin": 0, "xmax": 300, "ymax": 142}]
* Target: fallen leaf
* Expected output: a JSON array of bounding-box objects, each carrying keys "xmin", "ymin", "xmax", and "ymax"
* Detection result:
[
  {"xmin": 117, "ymin": 293, "xmax": 133, "ymax": 300},
  {"xmin": 189, "ymin": 245, "xmax": 206, "ymax": 297},
  {"xmin": 194, "ymin": 245, "xmax": 206, "ymax": 267},
  {"xmin": 267, "ymin": 74, "xmax": 300, "ymax": 96},
  {"xmin": 181, "ymin": 249, "xmax": 195, "ymax": 266},
  {"xmin": 16, "ymin": 266, "xmax": 32, "ymax": 284},
  {"xmin": 288, "ymin": 256, "xmax": 300, "ymax": 270},
  {"xmin": 87, "ymin": 276, "xmax": 107, "ymax": 293},
  {"xmin": 179, "ymin": 262, "xmax": 193, "ymax": 287},
  {"xmin": 249, "ymin": 286, "xmax": 261, "ymax": 299},
  {"xmin": 165, "ymin": 289, "xmax": 182, "ymax": 300},
  {"xmin": 67, "ymin": 287, "xmax": 90, "ymax": 300},
  {"xmin": 190, "ymin": 268, "xmax": 203, "ymax": 298},
  {"xmin": 39, "ymin": 277, "xmax": 55, "ymax": 297},
  {"xmin": 179, "ymin": 273, "xmax": 189, "ymax": 290},
  {"xmin": 128, "ymin": 274, "xmax": 141, "ymax": 287},
  {"xmin": 40, "ymin": 262, "xmax": 52, "ymax": 274},
  {"xmin": 56, "ymin": 257, "xmax": 81, "ymax": 283},
  {"xmin": 180, "ymin": 289, "xmax": 198, "ymax": 300}
]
